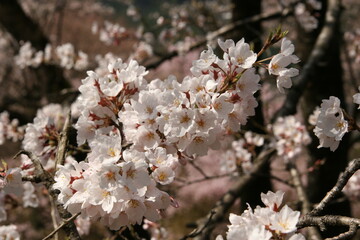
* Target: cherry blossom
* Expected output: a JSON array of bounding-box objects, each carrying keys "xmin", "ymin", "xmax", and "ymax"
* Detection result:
[
  {"xmin": 313, "ymin": 96, "xmax": 348, "ymax": 151},
  {"xmin": 268, "ymin": 38, "xmax": 300, "ymax": 93},
  {"xmin": 0, "ymin": 224, "xmax": 20, "ymax": 240},
  {"xmin": 218, "ymin": 191, "xmax": 305, "ymax": 240}
]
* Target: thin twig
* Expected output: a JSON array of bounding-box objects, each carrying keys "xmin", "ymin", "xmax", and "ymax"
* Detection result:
[
  {"xmin": 189, "ymin": 160, "xmax": 209, "ymax": 178},
  {"xmin": 175, "ymin": 173, "xmax": 231, "ymax": 189},
  {"xmin": 180, "ymin": 210, "xmax": 216, "ymax": 240},
  {"xmin": 55, "ymin": 109, "xmax": 71, "ymax": 170},
  {"xmin": 145, "ymin": 8, "xmax": 292, "ymax": 70},
  {"xmin": 14, "ymin": 150, "xmax": 81, "ymax": 240},
  {"xmin": 42, "ymin": 212, "xmax": 81, "ymax": 240},
  {"xmin": 49, "ymin": 195, "xmax": 59, "ymax": 240},
  {"xmin": 55, "ymin": 0, "xmax": 67, "ymax": 45},
  {"xmin": 14, "ymin": 150, "xmax": 52, "ymax": 184}
]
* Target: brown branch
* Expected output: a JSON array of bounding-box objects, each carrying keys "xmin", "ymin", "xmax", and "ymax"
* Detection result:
[
  {"xmin": 298, "ymin": 215, "xmax": 360, "ymax": 240},
  {"xmin": 273, "ymin": 0, "xmax": 342, "ymax": 119},
  {"xmin": 145, "ymin": 8, "xmax": 292, "ymax": 70},
  {"xmin": 310, "ymin": 158, "xmax": 360, "ymax": 216},
  {"xmin": 189, "ymin": 160, "xmax": 209, "ymax": 178},
  {"xmin": 49, "ymin": 194, "xmax": 59, "ymax": 240},
  {"xmin": 287, "ymin": 161, "xmax": 322, "ymax": 240},
  {"xmin": 295, "ymin": 159, "xmax": 360, "ymax": 239},
  {"xmin": 14, "ymin": 150, "xmax": 81, "ymax": 240},
  {"xmin": 21, "ymin": 175, "xmax": 43, "ymax": 183},
  {"xmin": 189, "ymin": 148, "xmax": 276, "ymax": 240},
  {"xmin": 42, "ymin": 212, "xmax": 81, "ymax": 240},
  {"xmin": 14, "ymin": 150, "xmax": 52, "ymax": 184},
  {"xmin": 55, "ymin": 109, "xmax": 71, "ymax": 170}
]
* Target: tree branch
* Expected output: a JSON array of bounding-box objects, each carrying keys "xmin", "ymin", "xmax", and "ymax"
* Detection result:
[
  {"xmin": 42, "ymin": 212, "xmax": 81, "ymax": 240},
  {"xmin": 179, "ymin": 210, "xmax": 216, "ymax": 240},
  {"xmin": 310, "ymin": 158, "xmax": 360, "ymax": 216},
  {"xmin": 55, "ymin": 109, "xmax": 71, "ymax": 170},
  {"xmin": 14, "ymin": 150, "xmax": 52, "ymax": 184},
  {"xmin": 298, "ymin": 215, "xmax": 360, "ymax": 240},
  {"xmin": 14, "ymin": 149, "xmax": 81, "ymax": 239},
  {"xmin": 190, "ymin": 148, "xmax": 276, "ymax": 240},
  {"xmin": 287, "ymin": 161, "xmax": 322, "ymax": 240}
]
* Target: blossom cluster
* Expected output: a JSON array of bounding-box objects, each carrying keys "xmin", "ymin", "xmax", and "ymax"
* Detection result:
[
  {"xmin": 120, "ymin": 38, "xmax": 263, "ymax": 158},
  {"xmin": 271, "ymin": 116, "xmax": 311, "ymax": 160},
  {"xmin": 268, "ymin": 38, "xmax": 300, "ymax": 93},
  {"xmin": 53, "ymin": 154, "xmax": 172, "ymax": 230},
  {"xmin": 217, "ymin": 191, "xmax": 305, "ymax": 240},
  {"xmin": 54, "ymin": 58, "xmax": 173, "ymax": 229},
  {"xmin": 0, "ymin": 224, "xmax": 20, "ymax": 240},
  {"xmin": 312, "ymin": 96, "xmax": 348, "ymax": 151},
  {"xmin": 15, "ymin": 42, "xmax": 48, "ymax": 68},
  {"xmin": 353, "ymin": 87, "xmax": 360, "ymax": 109},
  {"xmin": 54, "ymin": 36, "xmax": 298, "ymax": 229},
  {"xmin": 0, "ymin": 111, "xmax": 24, "ymax": 145},
  {"xmin": 92, "ymin": 21, "xmax": 129, "ymax": 46},
  {"xmin": 0, "ymin": 166, "xmax": 39, "ymax": 222},
  {"xmin": 15, "ymin": 42, "xmax": 89, "ymax": 70},
  {"xmin": 220, "ymin": 132, "xmax": 264, "ymax": 174},
  {"xmin": 22, "ymin": 104, "xmax": 67, "ymax": 170},
  {"xmin": 12, "ymin": 35, "xmax": 300, "ymax": 231}
]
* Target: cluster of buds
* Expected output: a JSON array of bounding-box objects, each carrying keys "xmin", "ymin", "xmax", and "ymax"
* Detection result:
[{"xmin": 271, "ymin": 116, "xmax": 311, "ymax": 160}]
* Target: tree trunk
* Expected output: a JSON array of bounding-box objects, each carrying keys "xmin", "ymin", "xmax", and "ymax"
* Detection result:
[
  {"xmin": 0, "ymin": 0, "xmax": 70, "ymax": 123},
  {"xmin": 298, "ymin": 0, "xmax": 351, "ymax": 237}
]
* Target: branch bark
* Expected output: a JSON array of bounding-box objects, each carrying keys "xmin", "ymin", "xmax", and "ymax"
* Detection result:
[
  {"xmin": 14, "ymin": 149, "xmax": 81, "ymax": 240},
  {"xmin": 310, "ymin": 159, "xmax": 360, "ymax": 216},
  {"xmin": 287, "ymin": 161, "xmax": 322, "ymax": 240},
  {"xmin": 298, "ymin": 215, "xmax": 360, "ymax": 240}
]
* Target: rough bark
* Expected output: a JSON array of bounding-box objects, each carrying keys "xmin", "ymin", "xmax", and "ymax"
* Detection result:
[{"xmin": 297, "ymin": 0, "xmax": 351, "ymax": 237}]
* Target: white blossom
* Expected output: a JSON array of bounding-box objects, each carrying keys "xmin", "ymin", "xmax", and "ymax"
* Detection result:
[
  {"xmin": 314, "ymin": 96, "xmax": 348, "ymax": 151},
  {"xmin": 0, "ymin": 225, "xmax": 20, "ymax": 240}
]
